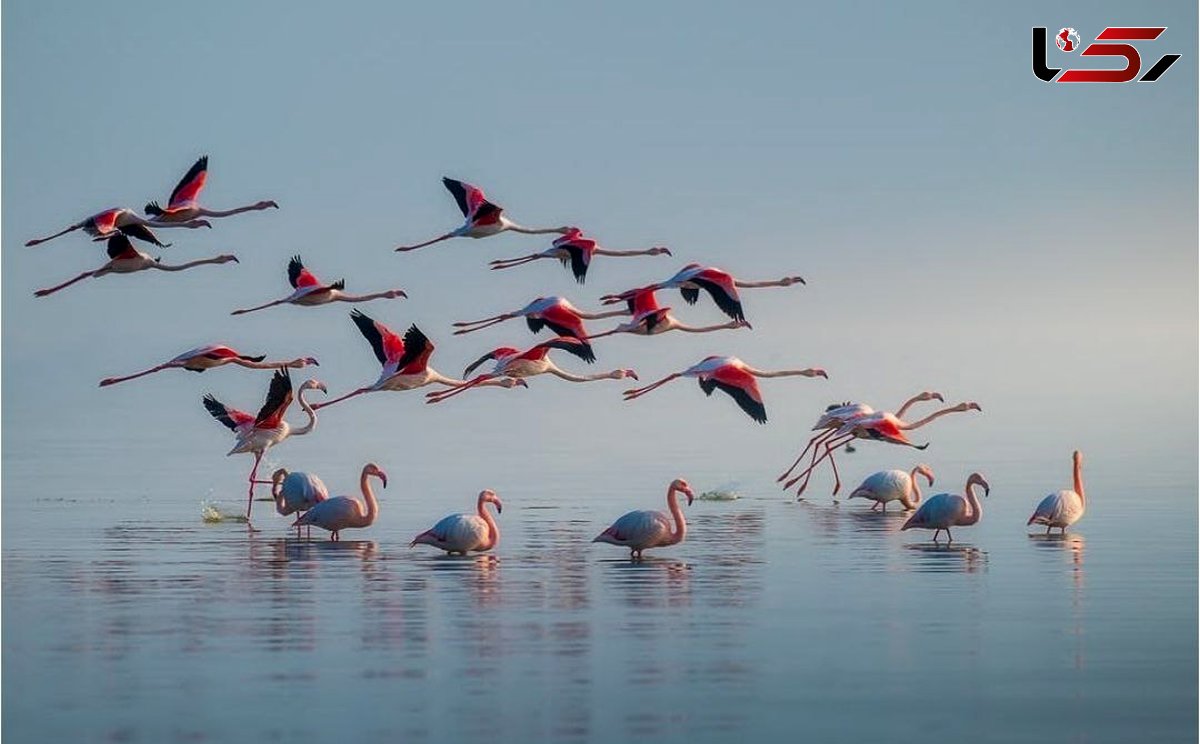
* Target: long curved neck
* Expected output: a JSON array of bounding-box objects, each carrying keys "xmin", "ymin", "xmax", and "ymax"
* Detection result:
[
  {"xmin": 290, "ymin": 387, "xmax": 319, "ymax": 436},
  {"xmin": 335, "ymin": 290, "xmax": 397, "ymax": 303},
  {"xmin": 548, "ymin": 364, "xmax": 620, "ymax": 382},
  {"xmin": 666, "ymin": 485, "xmax": 686, "ymax": 545},
  {"xmin": 960, "ymin": 482, "xmax": 983, "ymax": 526},
  {"xmin": 901, "ymin": 405, "xmax": 967, "ymax": 430},
  {"xmin": 904, "ymin": 467, "xmax": 923, "ymax": 508},
  {"xmin": 477, "ymin": 499, "xmax": 499, "ymax": 549},
  {"xmin": 506, "ymin": 223, "xmax": 565, "ymax": 235},
  {"xmin": 200, "ymin": 204, "xmax": 269, "ymax": 217},
  {"xmin": 271, "ymin": 478, "xmax": 285, "ymax": 510},
  {"xmin": 1073, "ymin": 458, "xmax": 1085, "ymax": 505},
  {"xmin": 154, "ymin": 256, "xmax": 228, "ymax": 271},
  {"xmin": 895, "ymin": 394, "xmax": 933, "ymax": 418},
  {"xmin": 358, "ymin": 472, "xmax": 380, "ymax": 527}
]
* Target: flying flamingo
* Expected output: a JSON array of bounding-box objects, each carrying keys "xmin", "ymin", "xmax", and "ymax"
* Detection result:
[
  {"xmin": 847, "ymin": 464, "xmax": 935, "ymax": 512},
  {"xmin": 641, "ymin": 264, "xmax": 806, "ymax": 322},
  {"xmin": 144, "ymin": 156, "xmax": 278, "ymax": 222},
  {"xmin": 99, "ymin": 344, "xmax": 317, "ymax": 387},
  {"xmin": 452, "ymin": 295, "xmax": 628, "ymax": 341},
  {"xmin": 589, "ymin": 286, "xmax": 751, "ymax": 339},
  {"xmin": 33, "ymin": 234, "xmax": 237, "ymax": 298},
  {"xmin": 622, "ymin": 356, "xmax": 827, "ymax": 424},
  {"xmin": 395, "ymin": 178, "xmax": 570, "ymax": 252},
  {"xmin": 292, "ymin": 464, "xmax": 388, "ymax": 542},
  {"xmin": 313, "ymin": 312, "xmax": 525, "ymax": 410},
  {"xmin": 410, "ymin": 490, "xmax": 503, "ymax": 555},
  {"xmin": 25, "ymin": 207, "xmax": 210, "ymax": 247},
  {"xmin": 593, "ymin": 478, "xmax": 695, "ymax": 560},
  {"xmin": 1027, "ymin": 450, "xmax": 1086, "ymax": 534},
  {"xmin": 230, "ymin": 255, "xmax": 406, "ymax": 315},
  {"xmin": 425, "ymin": 337, "xmax": 634, "ymax": 405},
  {"xmin": 487, "ymin": 227, "xmax": 671, "ymax": 283},
  {"xmin": 270, "ymin": 469, "xmax": 329, "ymax": 537},
  {"xmin": 901, "ymin": 472, "xmax": 991, "ymax": 543},
  {"xmin": 203, "ymin": 368, "xmax": 327, "ymax": 526}
]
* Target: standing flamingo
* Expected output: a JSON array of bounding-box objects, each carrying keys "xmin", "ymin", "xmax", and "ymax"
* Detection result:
[
  {"xmin": 453, "ymin": 295, "xmax": 628, "ymax": 341},
  {"xmin": 622, "ymin": 356, "xmax": 827, "ymax": 424},
  {"xmin": 395, "ymin": 178, "xmax": 570, "ymax": 252},
  {"xmin": 1027, "ymin": 451, "xmax": 1086, "ymax": 534},
  {"xmin": 487, "ymin": 227, "xmax": 671, "ymax": 283},
  {"xmin": 589, "ymin": 286, "xmax": 751, "ymax": 339},
  {"xmin": 203, "ymin": 368, "xmax": 327, "ymax": 525},
  {"xmin": 25, "ymin": 207, "xmax": 210, "ymax": 247},
  {"xmin": 641, "ymin": 264, "xmax": 806, "ymax": 322},
  {"xmin": 270, "ymin": 469, "xmax": 329, "ymax": 537},
  {"xmin": 99, "ymin": 345, "xmax": 317, "ymax": 387},
  {"xmin": 293, "ymin": 464, "xmax": 388, "ymax": 542},
  {"xmin": 33, "ymin": 235, "xmax": 237, "ymax": 298},
  {"xmin": 901, "ymin": 472, "xmax": 991, "ymax": 543},
  {"xmin": 230, "ymin": 256, "xmax": 406, "ymax": 315},
  {"xmin": 313, "ymin": 312, "xmax": 525, "ymax": 410},
  {"xmin": 593, "ymin": 478, "xmax": 695, "ymax": 559},
  {"xmin": 144, "ymin": 156, "xmax": 278, "ymax": 222},
  {"xmin": 410, "ymin": 490, "xmax": 503, "ymax": 555},
  {"xmin": 848, "ymin": 464, "xmax": 935, "ymax": 512}
]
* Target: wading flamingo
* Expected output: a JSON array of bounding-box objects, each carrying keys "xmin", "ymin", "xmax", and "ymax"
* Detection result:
[
  {"xmin": 589, "ymin": 286, "xmax": 751, "ymax": 339},
  {"xmin": 848, "ymin": 464, "xmax": 935, "ymax": 512},
  {"xmin": 100, "ymin": 345, "xmax": 317, "ymax": 387},
  {"xmin": 622, "ymin": 356, "xmax": 827, "ymax": 424},
  {"xmin": 231, "ymin": 256, "xmax": 406, "ymax": 315},
  {"xmin": 488, "ymin": 227, "xmax": 671, "ymax": 283},
  {"xmin": 270, "ymin": 469, "xmax": 329, "ymax": 537},
  {"xmin": 453, "ymin": 296, "xmax": 628, "ymax": 340},
  {"xmin": 34, "ymin": 235, "xmax": 237, "ymax": 298},
  {"xmin": 593, "ymin": 478, "xmax": 695, "ymax": 560},
  {"xmin": 410, "ymin": 490, "xmax": 503, "ymax": 555},
  {"xmin": 902, "ymin": 472, "xmax": 990, "ymax": 543},
  {"xmin": 203, "ymin": 368, "xmax": 327, "ymax": 526},
  {"xmin": 395, "ymin": 178, "xmax": 570, "ymax": 252},
  {"xmin": 26, "ymin": 207, "xmax": 210, "ymax": 247},
  {"xmin": 1027, "ymin": 450, "xmax": 1086, "ymax": 534},
  {"xmin": 293, "ymin": 464, "xmax": 388, "ymax": 542},
  {"xmin": 145, "ymin": 156, "xmax": 278, "ymax": 222},
  {"xmin": 641, "ymin": 264, "xmax": 806, "ymax": 322},
  {"xmin": 313, "ymin": 312, "xmax": 525, "ymax": 410}
]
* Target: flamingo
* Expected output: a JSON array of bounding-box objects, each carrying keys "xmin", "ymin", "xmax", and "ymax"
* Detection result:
[
  {"xmin": 641, "ymin": 264, "xmax": 806, "ymax": 322},
  {"xmin": 144, "ymin": 156, "xmax": 278, "ymax": 222},
  {"xmin": 395, "ymin": 178, "xmax": 570, "ymax": 252},
  {"xmin": 1027, "ymin": 450, "xmax": 1086, "ymax": 534},
  {"xmin": 901, "ymin": 472, "xmax": 990, "ymax": 543},
  {"xmin": 410, "ymin": 490, "xmax": 503, "ymax": 555},
  {"xmin": 425, "ymin": 337, "xmax": 634, "ymax": 405},
  {"xmin": 313, "ymin": 311, "xmax": 525, "ymax": 410},
  {"xmin": 99, "ymin": 344, "xmax": 317, "ymax": 387},
  {"xmin": 593, "ymin": 478, "xmax": 695, "ymax": 560},
  {"xmin": 33, "ymin": 234, "xmax": 237, "ymax": 298},
  {"xmin": 847, "ymin": 464, "xmax": 935, "ymax": 512},
  {"xmin": 589, "ymin": 286, "xmax": 751, "ymax": 339},
  {"xmin": 621, "ymin": 356, "xmax": 828, "ymax": 424},
  {"xmin": 292, "ymin": 463, "xmax": 388, "ymax": 542},
  {"xmin": 25, "ymin": 207, "xmax": 210, "ymax": 247},
  {"xmin": 270, "ymin": 469, "xmax": 329, "ymax": 537},
  {"xmin": 230, "ymin": 256, "xmax": 406, "ymax": 315},
  {"xmin": 487, "ymin": 227, "xmax": 671, "ymax": 283},
  {"xmin": 202, "ymin": 368, "xmax": 327, "ymax": 525},
  {"xmin": 452, "ymin": 295, "xmax": 628, "ymax": 341}
]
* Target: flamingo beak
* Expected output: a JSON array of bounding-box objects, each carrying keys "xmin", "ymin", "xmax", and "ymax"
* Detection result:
[
  {"xmin": 316, "ymin": 382, "xmax": 329, "ymax": 393},
  {"xmin": 682, "ymin": 487, "xmax": 695, "ymax": 506},
  {"xmin": 516, "ymin": 379, "xmax": 529, "ymax": 388},
  {"xmin": 815, "ymin": 369, "xmax": 828, "ymax": 379},
  {"xmin": 968, "ymin": 402, "xmax": 982, "ymax": 412},
  {"xmin": 307, "ymin": 358, "xmax": 320, "ymax": 366},
  {"xmin": 378, "ymin": 472, "xmax": 389, "ymax": 488}
]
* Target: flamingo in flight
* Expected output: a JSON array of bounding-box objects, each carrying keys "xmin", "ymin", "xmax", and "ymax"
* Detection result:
[
  {"xmin": 270, "ymin": 469, "xmax": 329, "ymax": 538},
  {"xmin": 34, "ymin": 234, "xmax": 237, "ymax": 298},
  {"xmin": 395, "ymin": 178, "xmax": 571, "ymax": 252},
  {"xmin": 411, "ymin": 490, "xmax": 503, "ymax": 555},
  {"xmin": 622, "ymin": 356, "xmax": 827, "ymax": 424},
  {"xmin": 313, "ymin": 311, "xmax": 525, "ymax": 410},
  {"xmin": 145, "ymin": 156, "xmax": 278, "ymax": 222},
  {"xmin": 203, "ymin": 368, "xmax": 327, "ymax": 525},
  {"xmin": 848, "ymin": 464, "xmax": 935, "ymax": 512},
  {"xmin": 230, "ymin": 255, "xmax": 406, "ymax": 315},
  {"xmin": 640, "ymin": 264, "xmax": 806, "ymax": 322},
  {"xmin": 25, "ymin": 207, "xmax": 209, "ymax": 248},
  {"xmin": 593, "ymin": 479, "xmax": 695, "ymax": 560},
  {"xmin": 1027, "ymin": 450, "xmax": 1086, "ymax": 534},
  {"xmin": 425, "ymin": 337, "xmax": 635, "ymax": 405},
  {"xmin": 487, "ymin": 227, "xmax": 671, "ymax": 283},
  {"xmin": 901, "ymin": 472, "xmax": 990, "ymax": 543},
  {"xmin": 99, "ymin": 344, "xmax": 317, "ymax": 387},
  {"xmin": 293, "ymin": 463, "xmax": 388, "ymax": 542},
  {"xmin": 452, "ymin": 295, "xmax": 628, "ymax": 341},
  {"xmin": 589, "ymin": 286, "xmax": 751, "ymax": 339}
]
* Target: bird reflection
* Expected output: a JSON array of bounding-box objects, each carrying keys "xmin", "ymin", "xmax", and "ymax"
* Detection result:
[{"xmin": 902, "ymin": 542, "xmax": 988, "ymax": 573}]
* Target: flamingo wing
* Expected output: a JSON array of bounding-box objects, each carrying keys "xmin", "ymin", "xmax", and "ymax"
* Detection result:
[
  {"xmin": 105, "ymin": 234, "xmax": 141, "ymax": 260},
  {"xmin": 279, "ymin": 471, "xmax": 329, "ymax": 514},
  {"xmin": 464, "ymin": 348, "xmax": 517, "ymax": 378},
  {"xmin": 295, "ymin": 496, "xmax": 361, "ymax": 530},
  {"xmin": 254, "ymin": 369, "xmax": 294, "ymax": 429},
  {"xmin": 689, "ymin": 269, "xmax": 745, "ymax": 321},
  {"xmin": 168, "ymin": 155, "xmax": 208, "ymax": 209},
  {"xmin": 203, "ymin": 395, "xmax": 255, "ymax": 431},
  {"xmin": 117, "ymin": 222, "xmax": 169, "ymax": 248},
  {"xmin": 442, "ymin": 177, "xmax": 501, "ymax": 222},
  {"xmin": 553, "ymin": 236, "xmax": 593, "ymax": 283},
  {"xmin": 394, "ymin": 325, "xmax": 434, "ymax": 374},
  {"xmin": 698, "ymin": 365, "xmax": 766, "ymax": 423},
  {"xmin": 527, "ymin": 304, "xmax": 587, "ymax": 340},
  {"xmin": 90, "ymin": 208, "xmax": 122, "ymax": 236},
  {"xmin": 902, "ymin": 493, "xmax": 963, "ymax": 530},
  {"xmin": 597, "ymin": 510, "xmax": 670, "ymax": 547},
  {"xmin": 350, "ymin": 310, "xmax": 405, "ymax": 366},
  {"xmin": 638, "ymin": 307, "xmax": 671, "ymax": 333},
  {"xmin": 287, "ymin": 255, "xmax": 322, "ymax": 289},
  {"xmin": 535, "ymin": 336, "xmax": 596, "ymax": 364}
]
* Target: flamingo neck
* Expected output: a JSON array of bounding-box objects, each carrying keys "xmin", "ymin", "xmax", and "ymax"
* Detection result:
[
  {"xmin": 960, "ymin": 481, "xmax": 983, "ymax": 526},
  {"xmin": 1073, "ymin": 457, "xmax": 1085, "ymax": 506},
  {"xmin": 902, "ymin": 405, "xmax": 964, "ymax": 430},
  {"xmin": 477, "ymin": 498, "xmax": 499, "ymax": 549},
  {"xmin": 666, "ymin": 484, "xmax": 687, "ymax": 545},
  {"xmin": 201, "ymin": 204, "xmax": 267, "ymax": 217},
  {"xmin": 905, "ymin": 467, "xmax": 923, "ymax": 508},
  {"xmin": 359, "ymin": 471, "xmax": 380, "ymax": 527},
  {"xmin": 291, "ymin": 388, "xmax": 319, "ymax": 436}
]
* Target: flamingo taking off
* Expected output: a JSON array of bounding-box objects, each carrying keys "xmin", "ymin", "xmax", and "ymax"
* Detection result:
[
  {"xmin": 145, "ymin": 156, "xmax": 278, "ymax": 222},
  {"xmin": 848, "ymin": 464, "xmax": 935, "ymax": 512},
  {"xmin": 410, "ymin": 490, "xmax": 503, "ymax": 555},
  {"xmin": 230, "ymin": 255, "xmax": 406, "ymax": 315},
  {"xmin": 270, "ymin": 469, "xmax": 329, "ymax": 537},
  {"xmin": 622, "ymin": 356, "xmax": 827, "ymax": 424},
  {"xmin": 641, "ymin": 264, "xmax": 806, "ymax": 322},
  {"xmin": 487, "ymin": 227, "xmax": 671, "ymax": 283},
  {"xmin": 1027, "ymin": 450, "xmax": 1086, "ymax": 534},
  {"xmin": 589, "ymin": 286, "xmax": 751, "ymax": 339},
  {"xmin": 33, "ymin": 234, "xmax": 237, "ymax": 298},
  {"xmin": 293, "ymin": 463, "xmax": 388, "ymax": 542},
  {"xmin": 593, "ymin": 478, "xmax": 695, "ymax": 560},
  {"xmin": 25, "ymin": 207, "xmax": 210, "ymax": 248},
  {"xmin": 902, "ymin": 472, "xmax": 990, "ymax": 543},
  {"xmin": 99, "ymin": 344, "xmax": 317, "ymax": 387},
  {"xmin": 395, "ymin": 178, "xmax": 571, "ymax": 252},
  {"xmin": 453, "ymin": 295, "xmax": 628, "ymax": 341}
]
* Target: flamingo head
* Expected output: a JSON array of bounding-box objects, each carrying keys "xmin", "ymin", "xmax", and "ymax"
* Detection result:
[
  {"xmin": 271, "ymin": 468, "xmax": 288, "ymax": 486},
  {"xmin": 782, "ymin": 275, "xmax": 806, "ymax": 286},
  {"xmin": 1072, "ymin": 450, "xmax": 1083, "ymax": 467},
  {"xmin": 363, "ymin": 463, "xmax": 388, "ymax": 488},
  {"xmin": 649, "ymin": 246, "xmax": 672, "ymax": 256},
  {"xmin": 385, "ymin": 289, "xmax": 408, "ymax": 299},
  {"xmin": 612, "ymin": 369, "xmax": 638, "ymax": 381},
  {"xmin": 216, "ymin": 254, "xmax": 239, "ymax": 264},
  {"xmin": 922, "ymin": 391, "xmax": 945, "ymax": 403},
  {"xmin": 671, "ymin": 478, "xmax": 696, "ymax": 506},
  {"xmin": 913, "ymin": 464, "xmax": 935, "ymax": 487},
  {"xmin": 967, "ymin": 472, "xmax": 990, "ymax": 497},
  {"xmin": 806, "ymin": 368, "xmax": 829, "ymax": 379},
  {"xmin": 300, "ymin": 379, "xmax": 328, "ymax": 395},
  {"xmin": 479, "ymin": 489, "xmax": 503, "ymax": 513},
  {"xmin": 258, "ymin": 200, "xmax": 279, "ymax": 210},
  {"xmin": 503, "ymin": 377, "xmax": 530, "ymax": 389},
  {"xmin": 962, "ymin": 402, "xmax": 982, "ymax": 412}
]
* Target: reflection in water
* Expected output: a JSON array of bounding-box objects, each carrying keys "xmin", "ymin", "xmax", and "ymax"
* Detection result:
[
  {"xmin": 1029, "ymin": 532, "xmax": 1087, "ymax": 670},
  {"xmin": 901, "ymin": 542, "xmax": 989, "ymax": 573}
]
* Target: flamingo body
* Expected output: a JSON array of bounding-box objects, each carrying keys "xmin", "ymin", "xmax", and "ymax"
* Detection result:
[
  {"xmin": 1027, "ymin": 451, "xmax": 1086, "ymax": 532},
  {"xmin": 594, "ymin": 479, "xmax": 695, "ymax": 559},
  {"xmin": 901, "ymin": 473, "xmax": 989, "ymax": 542},
  {"xmin": 848, "ymin": 465, "xmax": 932, "ymax": 511},
  {"xmin": 275, "ymin": 472, "xmax": 329, "ymax": 515},
  {"xmin": 292, "ymin": 464, "xmax": 387, "ymax": 541},
  {"xmin": 411, "ymin": 490, "xmax": 503, "ymax": 554}
]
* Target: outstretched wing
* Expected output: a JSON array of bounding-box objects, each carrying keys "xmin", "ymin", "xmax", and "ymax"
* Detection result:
[
  {"xmin": 552, "ymin": 234, "xmax": 594, "ymax": 283},
  {"xmin": 690, "ymin": 269, "xmax": 744, "ymax": 321},
  {"xmin": 463, "ymin": 348, "xmax": 506, "ymax": 378},
  {"xmin": 698, "ymin": 365, "xmax": 766, "ymax": 423},
  {"xmin": 288, "ymin": 255, "xmax": 321, "ymax": 289},
  {"xmin": 254, "ymin": 369, "xmax": 294, "ymax": 428},
  {"xmin": 351, "ymin": 310, "xmax": 405, "ymax": 366},
  {"xmin": 169, "ymin": 156, "xmax": 208, "ymax": 209},
  {"xmin": 203, "ymin": 394, "xmax": 254, "ymax": 431},
  {"xmin": 442, "ymin": 177, "xmax": 500, "ymax": 221},
  {"xmin": 527, "ymin": 303, "xmax": 587, "ymax": 340},
  {"xmin": 106, "ymin": 234, "xmax": 140, "ymax": 260},
  {"xmin": 393, "ymin": 325, "xmax": 434, "ymax": 374},
  {"xmin": 535, "ymin": 336, "xmax": 596, "ymax": 364},
  {"xmin": 117, "ymin": 223, "xmax": 170, "ymax": 248}
]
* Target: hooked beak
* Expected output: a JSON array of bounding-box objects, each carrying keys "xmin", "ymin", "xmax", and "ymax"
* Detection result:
[
  {"xmin": 682, "ymin": 486, "xmax": 695, "ymax": 506},
  {"xmin": 378, "ymin": 472, "xmax": 389, "ymax": 488},
  {"xmin": 813, "ymin": 369, "xmax": 828, "ymax": 379},
  {"xmin": 627, "ymin": 371, "xmax": 639, "ymax": 381},
  {"xmin": 315, "ymin": 382, "xmax": 329, "ymax": 393},
  {"xmin": 308, "ymin": 358, "xmax": 320, "ymax": 366},
  {"xmin": 516, "ymin": 379, "xmax": 530, "ymax": 388}
]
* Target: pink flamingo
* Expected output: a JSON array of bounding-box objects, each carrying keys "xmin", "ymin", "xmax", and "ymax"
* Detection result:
[
  {"xmin": 487, "ymin": 227, "xmax": 671, "ymax": 283},
  {"xmin": 270, "ymin": 469, "xmax": 329, "ymax": 537},
  {"xmin": 1027, "ymin": 451, "xmax": 1086, "ymax": 534},
  {"xmin": 292, "ymin": 464, "xmax": 388, "ymax": 542},
  {"xmin": 642, "ymin": 264, "xmax": 806, "ymax": 322},
  {"xmin": 99, "ymin": 344, "xmax": 317, "ymax": 387},
  {"xmin": 231, "ymin": 256, "xmax": 406, "ymax": 315},
  {"xmin": 902, "ymin": 472, "xmax": 991, "ymax": 543},
  {"xmin": 410, "ymin": 490, "xmax": 503, "ymax": 555},
  {"xmin": 452, "ymin": 296, "xmax": 628, "ymax": 341},
  {"xmin": 622, "ymin": 356, "xmax": 827, "ymax": 424},
  {"xmin": 144, "ymin": 156, "xmax": 278, "ymax": 222},
  {"xmin": 395, "ymin": 178, "xmax": 571, "ymax": 252},
  {"xmin": 25, "ymin": 207, "xmax": 210, "ymax": 247},
  {"xmin": 34, "ymin": 235, "xmax": 237, "ymax": 297},
  {"xmin": 589, "ymin": 286, "xmax": 751, "ymax": 339},
  {"xmin": 847, "ymin": 464, "xmax": 935, "ymax": 512},
  {"xmin": 593, "ymin": 479, "xmax": 696, "ymax": 560}
]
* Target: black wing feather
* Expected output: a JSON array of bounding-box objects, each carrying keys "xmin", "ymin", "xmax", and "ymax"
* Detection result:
[
  {"xmin": 118, "ymin": 223, "xmax": 170, "ymax": 248},
  {"xmin": 169, "ymin": 155, "xmax": 208, "ymax": 206},
  {"xmin": 442, "ymin": 177, "xmax": 470, "ymax": 217},
  {"xmin": 699, "ymin": 378, "xmax": 767, "ymax": 423},
  {"xmin": 463, "ymin": 350, "xmax": 498, "ymax": 378},
  {"xmin": 393, "ymin": 325, "xmax": 432, "ymax": 371},
  {"xmin": 203, "ymin": 395, "xmax": 240, "ymax": 431},
  {"xmin": 537, "ymin": 336, "xmax": 596, "ymax": 364},
  {"xmin": 287, "ymin": 255, "xmax": 305, "ymax": 288},
  {"xmin": 255, "ymin": 369, "xmax": 293, "ymax": 424},
  {"xmin": 106, "ymin": 234, "xmax": 136, "ymax": 260},
  {"xmin": 351, "ymin": 310, "xmax": 388, "ymax": 365},
  {"xmin": 567, "ymin": 245, "xmax": 589, "ymax": 283},
  {"xmin": 691, "ymin": 278, "xmax": 745, "ymax": 322},
  {"xmin": 680, "ymin": 286, "xmax": 700, "ymax": 305}
]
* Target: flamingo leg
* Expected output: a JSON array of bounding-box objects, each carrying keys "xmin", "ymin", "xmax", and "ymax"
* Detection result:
[
  {"xmin": 452, "ymin": 316, "xmax": 511, "ymax": 335},
  {"xmin": 395, "ymin": 232, "xmax": 455, "ymax": 252},
  {"xmin": 622, "ymin": 373, "xmax": 681, "ymax": 400},
  {"xmin": 489, "ymin": 255, "xmax": 545, "ymax": 270},
  {"xmin": 425, "ymin": 375, "xmax": 494, "ymax": 404},
  {"xmin": 245, "ymin": 453, "xmax": 264, "ymax": 532},
  {"xmin": 777, "ymin": 429, "xmax": 835, "ymax": 482},
  {"xmin": 785, "ymin": 434, "xmax": 853, "ymax": 492}
]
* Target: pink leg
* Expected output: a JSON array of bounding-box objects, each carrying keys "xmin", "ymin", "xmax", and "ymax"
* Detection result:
[
  {"xmin": 426, "ymin": 375, "xmax": 494, "ymax": 404},
  {"xmin": 623, "ymin": 373, "xmax": 681, "ymax": 400},
  {"xmin": 785, "ymin": 434, "xmax": 852, "ymax": 492},
  {"xmin": 777, "ymin": 429, "xmax": 835, "ymax": 483},
  {"xmin": 246, "ymin": 452, "xmax": 264, "ymax": 529}
]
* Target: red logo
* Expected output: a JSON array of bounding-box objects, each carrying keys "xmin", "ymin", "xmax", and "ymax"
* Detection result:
[
  {"xmin": 1056, "ymin": 28, "xmax": 1080, "ymax": 52},
  {"xmin": 1033, "ymin": 27, "xmax": 1180, "ymax": 83}
]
